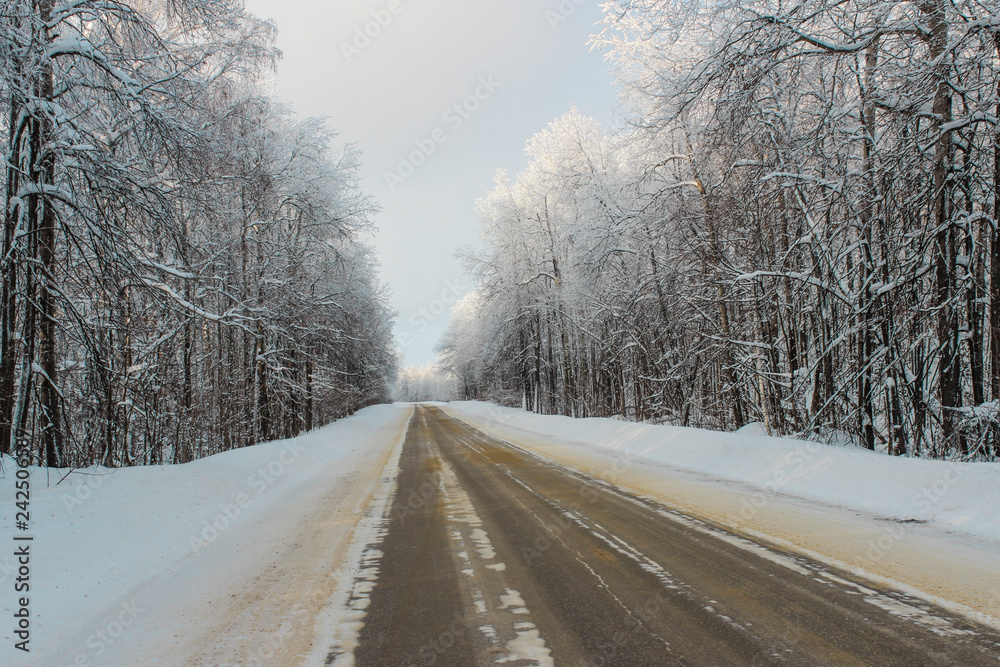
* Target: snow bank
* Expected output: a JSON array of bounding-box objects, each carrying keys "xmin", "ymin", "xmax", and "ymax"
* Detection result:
[
  {"xmin": 0, "ymin": 403, "xmax": 409, "ymax": 665},
  {"xmin": 445, "ymin": 402, "xmax": 1000, "ymax": 544}
]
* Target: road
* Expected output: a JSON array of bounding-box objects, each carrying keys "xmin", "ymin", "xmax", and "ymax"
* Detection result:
[{"xmin": 335, "ymin": 406, "xmax": 1000, "ymax": 666}]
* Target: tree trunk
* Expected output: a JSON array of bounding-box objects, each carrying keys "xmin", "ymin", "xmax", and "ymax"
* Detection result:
[
  {"xmin": 923, "ymin": 0, "xmax": 961, "ymax": 450},
  {"xmin": 305, "ymin": 357, "xmax": 313, "ymax": 432},
  {"xmin": 991, "ymin": 35, "xmax": 1000, "ymax": 402},
  {"xmin": 36, "ymin": 3, "xmax": 63, "ymax": 466},
  {"xmin": 0, "ymin": 93, "xmax": 24, "ymax": 456},
  {"xmin": 256, "ymin": 334, "xmax": 271, "ymax": 442}
]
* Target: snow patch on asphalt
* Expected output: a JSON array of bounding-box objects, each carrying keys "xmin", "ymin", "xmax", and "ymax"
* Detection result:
[
  {"xmin": 653, "ymin": 507, "xmax": 813, "ymax": 577},
  {"xmin": 494, "ymin": 592, "xmax": 553, "ymax": 666},
  {"xmin": 499, "ymin": 588, "xmax": 530, "ymax": 615},
  {"xmin": 501, "ymin": 623, "xmax": 554, "ymax": 666},
  {"xmin": 436, "ymin": 449, "xmax": 555, "ymax": 666}
]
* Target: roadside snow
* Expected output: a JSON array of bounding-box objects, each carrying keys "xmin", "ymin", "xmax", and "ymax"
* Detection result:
[
  {"xmin": 442, "ymin": 402, "xmax": 1000, "ymax": 629},
  {"xmin": 444, "ymin": 401, "xmax": 1000, "ymax": 543},
  {"xmin": 0, "ymin": 403, "xmax": 411, "ymax": 666}
]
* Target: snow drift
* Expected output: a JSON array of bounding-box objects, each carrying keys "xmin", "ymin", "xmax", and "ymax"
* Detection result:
[{"xmin": 444, "ymin": 401, "xmax": 1000, "ymax": 544}]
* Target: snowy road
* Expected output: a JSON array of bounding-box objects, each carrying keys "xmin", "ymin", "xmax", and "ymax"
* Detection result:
[{"xmin": 324, "ymin": 406, "xmax": 1000, "ymax": 666}]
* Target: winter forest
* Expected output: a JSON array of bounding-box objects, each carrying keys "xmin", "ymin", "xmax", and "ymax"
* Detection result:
[
  {"xmin": 438, "ymin": 0, "xmax": 1000, "ymax": 461},
  {"xmin": 5, "ymin": 0, "xmax": 1000, "ymax": 471},
  {"xmin": 0, "ymin": 0, "xmax": 395, "ymax": 468}
]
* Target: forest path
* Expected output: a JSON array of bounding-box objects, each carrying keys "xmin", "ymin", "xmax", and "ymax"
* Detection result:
[{"xmin": 324, "ymin": 405, "xmax": 1000, "ymax": 666}]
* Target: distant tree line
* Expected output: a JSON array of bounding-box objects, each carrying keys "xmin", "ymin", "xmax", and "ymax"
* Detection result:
[
  {"xmin": 439, "ymin": 0, "xmax": 1000, "ymax": 460},
  {"xmin": 393, "ymin": 365, "xmax": 456, "ymax": 403},
  {"xmin": 0, "ymin": 0, "xmax": 396, "ymax": 467}
]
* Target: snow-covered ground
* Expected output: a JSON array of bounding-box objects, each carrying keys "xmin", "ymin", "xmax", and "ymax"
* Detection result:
[
  {"xmin": 444, "ymin": 402, "xmax": 1000, "ymax": 541},
  {"xmin": 0, "ymin": 403, "xmax": 412, "ymax": 666},
  {"xmin": 3, "ymin": 399, "xmax": 999, "ymax": 666},
  {"xmin": 443, "ymin": 401, "xmax": 1000, "ymax": 629}
]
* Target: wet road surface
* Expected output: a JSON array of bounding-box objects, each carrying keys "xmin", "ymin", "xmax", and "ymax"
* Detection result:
[{"xmin": 338, "ymin": 405, "xmax": 1000, "ymax": 666}]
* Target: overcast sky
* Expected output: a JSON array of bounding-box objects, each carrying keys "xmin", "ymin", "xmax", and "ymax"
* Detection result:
[{"xmin": 243, "ymin": 0, "xmax": 621, "ymax": 367}]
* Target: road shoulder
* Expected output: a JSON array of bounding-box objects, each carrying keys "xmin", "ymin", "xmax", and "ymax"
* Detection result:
[{"xmin": 24, "ymin": 404, "xmax": 413, "ymax": 667}]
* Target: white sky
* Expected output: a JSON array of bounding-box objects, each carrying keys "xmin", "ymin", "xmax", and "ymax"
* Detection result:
[{"xmin": 244, "ymin": 0, "xmax": 621, "ymax": 367}]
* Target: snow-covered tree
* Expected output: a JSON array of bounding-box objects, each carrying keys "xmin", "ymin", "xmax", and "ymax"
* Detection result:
[
  {"xmin": 0, "ymin": 0, "xmax": 396, "ymax": 467},
  {"xmin": 447, "ymin": 1, "xmax": 1000, "ymax": 460}
]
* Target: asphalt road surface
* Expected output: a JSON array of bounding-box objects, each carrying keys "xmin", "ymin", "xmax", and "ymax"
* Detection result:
[{"xmin": 346, "ymin": 406, "xmax": 1000, "ymax": 666}]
